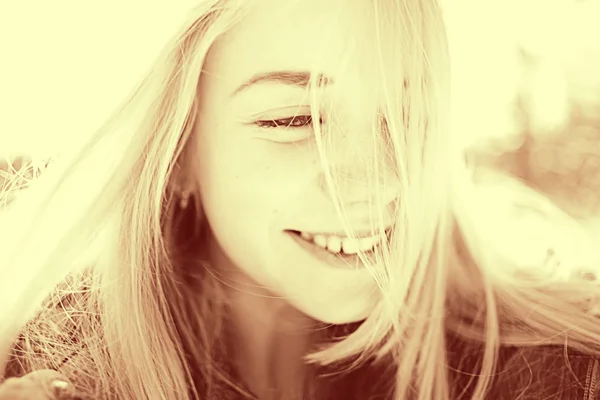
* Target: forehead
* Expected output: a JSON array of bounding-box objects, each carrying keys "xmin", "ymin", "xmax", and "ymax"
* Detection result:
[{"xmin": 202, "ymin": 0, "xmax": 377, "ymax": 92}]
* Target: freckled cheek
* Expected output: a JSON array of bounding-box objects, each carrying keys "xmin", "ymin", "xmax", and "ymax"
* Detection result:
[
  {"xmin": 235, "ymin": 144, "xmax": 316, "ymax": 190},
  {"xmin": 198, "ymin": 134, "xmax": 318, "ymax": 209},
  {"xmin": 260, "ymin": 149, "xmax": 318, "ymax": 195},
  {"xmin": 232, "ymin": 162, "xmax": 308, "ymax": 205}
]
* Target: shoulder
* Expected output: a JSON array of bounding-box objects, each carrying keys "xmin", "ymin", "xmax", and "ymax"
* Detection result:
[{"xmin": 489, "ymin": 345, "xmax": 600, "ymax": 400}]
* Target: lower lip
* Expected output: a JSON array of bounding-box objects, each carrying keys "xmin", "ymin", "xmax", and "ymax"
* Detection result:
[{"xmin": 286, "ymin": 231, "xmax": 381, "ymax": 269}]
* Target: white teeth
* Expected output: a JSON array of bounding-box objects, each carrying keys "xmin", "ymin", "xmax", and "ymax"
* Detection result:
[
  {"xmin": 300, "ymin": 231, "xmax": 313, "ymax": 241},
  {"xmin": 313, "ymin": 234, "xmax": 328, "ymax": 248},
  {"xmin": 298, "ymin": 230, "xmax": 386, "ymax": 255},
  {"xmin": 326, "ymin": 236, "xmax": 342, "ymax": 253},
  {"xmin": 341, "ymin": 238, "xmax": 360, "ymax": 254},
  {"xmin": 358, "ymin": 236, "xmax": 377, "ymax": 251}
]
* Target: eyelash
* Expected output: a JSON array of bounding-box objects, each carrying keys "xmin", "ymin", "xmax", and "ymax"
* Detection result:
[{"xmin": 255, "ymin": 115, "xmax": 322, "ymax": 129}]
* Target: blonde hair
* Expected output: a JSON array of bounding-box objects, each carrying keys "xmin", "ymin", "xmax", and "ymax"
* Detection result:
[{"xmin": 1, "ymin": 0, "xmax": 600, "ymax": 399}]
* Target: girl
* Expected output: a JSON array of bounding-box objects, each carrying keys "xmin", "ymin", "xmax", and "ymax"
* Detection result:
[{"xmin": 1, "ymin": 0, "xmax": 600, "ymax": 399}]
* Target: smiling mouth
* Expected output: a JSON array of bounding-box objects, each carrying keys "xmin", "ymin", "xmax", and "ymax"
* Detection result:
[{"xmin": 286, "ymin": 227, "xmax": 392, "ymax": 256}]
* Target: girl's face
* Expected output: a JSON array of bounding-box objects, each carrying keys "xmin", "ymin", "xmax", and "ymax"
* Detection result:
[{"xmin": 193, "ymin": 0, "xmax": 399, "ymax": 324}]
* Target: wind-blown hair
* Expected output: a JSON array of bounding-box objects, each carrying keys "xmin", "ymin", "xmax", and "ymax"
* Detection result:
[{"xmin": 1, "ymin": 0, "xmax": 600, "ymax": 399}]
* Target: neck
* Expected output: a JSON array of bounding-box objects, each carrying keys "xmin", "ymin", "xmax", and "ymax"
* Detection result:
[
  {"xmin": 227, "ymin": 286, "xmax": 315, "ymax": 399},
  {"xmin": 206, "ymin": 234, "xmax": 317, "ymax": 399}
]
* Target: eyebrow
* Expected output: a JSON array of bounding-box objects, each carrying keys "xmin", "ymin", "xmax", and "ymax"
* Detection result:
[{"xmin": 231, "ymin": 71, "xmax": 333, "ymax": 96}]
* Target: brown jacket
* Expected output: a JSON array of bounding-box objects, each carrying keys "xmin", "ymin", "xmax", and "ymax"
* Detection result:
[
  {"xmin": 2, "ymin": 342, "xmax": 600, "ymax": 399},
  {"xmin": 451, "ymin": 341, "xmax": 600, "ymax": 400},
  {"xmin": 491, "ymin": 345, "xmax": 600, "ymax": 399}
]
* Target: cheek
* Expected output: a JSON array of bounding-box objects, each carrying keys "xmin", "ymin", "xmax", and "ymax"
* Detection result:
[
  {"xmin": 193, "ymin": 133, "xmax": 317, "ymax": 284},
  {"xmin": 196, "ymin": 132, "xmax": 316, "ymax": 223}
]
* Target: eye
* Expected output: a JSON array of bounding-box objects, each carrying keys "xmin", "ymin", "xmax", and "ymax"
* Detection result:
[{"xmin": 255, "ymin": 115, "xmax": 322, "ymax": 129}]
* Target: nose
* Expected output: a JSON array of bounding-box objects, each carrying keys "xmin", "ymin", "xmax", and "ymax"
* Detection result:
[
  {"xmin": 316, "ymin": 130, "xmax": 400, "ymax": 208},
  {"xmin": 318, "ymin": 165, "xmax": 399, "ymax": 207}
]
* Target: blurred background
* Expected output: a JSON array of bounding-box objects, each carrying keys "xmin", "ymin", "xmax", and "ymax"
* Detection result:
[
  {"xmin": 443, "ymin": 0, "xmax": 600, "ymax": 233},
  {"xmin": 1, "ymin": 0, "xmax": 599, "ymax": 244}
]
